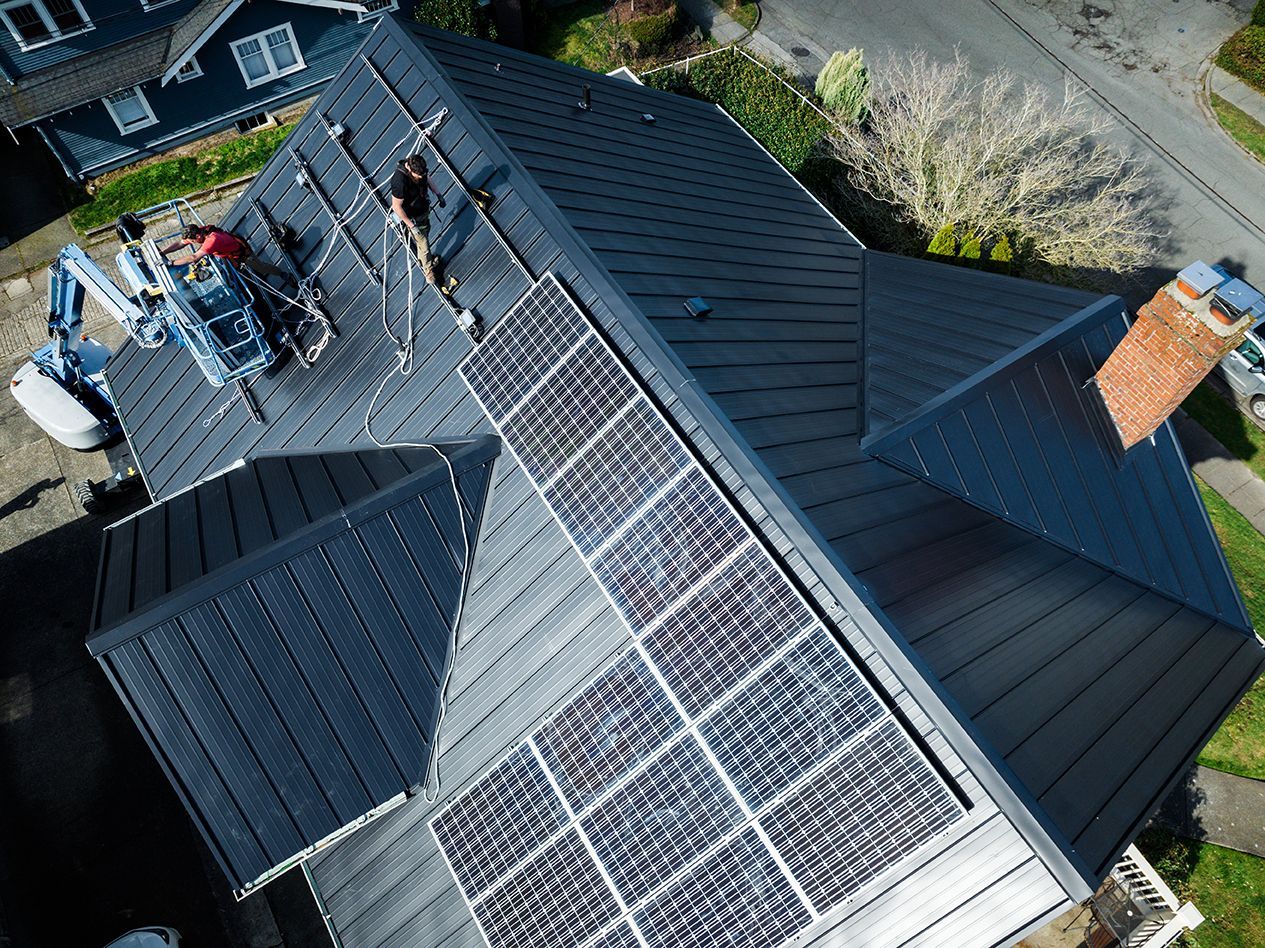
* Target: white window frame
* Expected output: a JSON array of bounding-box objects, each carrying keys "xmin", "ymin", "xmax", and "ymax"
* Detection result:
[
  {"xmin": 174, "ymin": 55, "xmax": 202, "ymax": 82},
  {"xmin": 0, "ymin": 0, "xmax": 93, "ymax": 51},
  {"xmin": 229, "ymin": 22, "xmax": 306, "ymax": 90},
  {"xmin": 357, "ymin": 0, "xmax": 398, "ymax": 22},
  {"xmin": 102, "ymin": 85, "xmax": 158, "ymax": 136}
]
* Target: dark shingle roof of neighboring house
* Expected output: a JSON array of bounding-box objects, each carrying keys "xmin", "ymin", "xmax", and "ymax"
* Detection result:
[
  {"xmin": 88, "ymin": 438, "xmax": 498, "ymax": 894},
  {"xmin": 0, "ymin": 27, "xmax": 174, "ymax": 126},
  {"xmin": 160, "ymin": 0, "xmax": 240, "ymax": 84},
  {"xmin": 97, "ymin": 19, "xmax": 1265, "ymax": 944}
]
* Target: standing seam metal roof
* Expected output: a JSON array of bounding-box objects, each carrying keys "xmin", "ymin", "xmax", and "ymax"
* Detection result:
[
  {"xmin": 88, "ymin": 438, "xmax": 498, "ymax": 892},
  {"xmin": 96, "ymin": 17, "xmax": 1265, "ymax": 944}
]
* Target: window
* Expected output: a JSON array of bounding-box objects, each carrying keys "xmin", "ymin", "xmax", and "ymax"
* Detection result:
[
  {"xmin": 234, "ymin": 111, "xmax": 273, "ymax": 134},
  {"xmin": 357, "ymin": 0, "xmax": 398, "ymax": 22},
  {"xmin": 230, "ymin": 23, "xmax": 305, "ymax": 89},
  {"xmin": 0, "ymin": 0, "xmax": 91, "ymax": 49},
  {"xmin": 175, "ymin": 56, "xmax": 202, "ymax": 82},
  {"xmin": 1238, "ymin": 338, "xmax": 1264, "ymax": 368},
  {"xmin": 103, "ymin": 86, "xmax": 157, "ymax": 135}
]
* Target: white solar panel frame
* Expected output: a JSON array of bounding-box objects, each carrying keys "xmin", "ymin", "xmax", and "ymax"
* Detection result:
[{"xmin": 439, "ymin": 273, "xmax": 967, "ymax": 948}]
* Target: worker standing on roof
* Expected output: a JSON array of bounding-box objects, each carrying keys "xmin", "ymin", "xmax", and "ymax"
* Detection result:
[
  {"xmin": 390, "ymin": 153, "xmax": 446, "ymax": 284},
  {"xmin": 162, "ymin": 224, "xmax": 293, "ymax": 285}
]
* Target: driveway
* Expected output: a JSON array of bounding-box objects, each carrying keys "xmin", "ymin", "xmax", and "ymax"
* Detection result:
[{"xmin": 756, "ymin": 0, "xmax": 1265, "ymax": 302}]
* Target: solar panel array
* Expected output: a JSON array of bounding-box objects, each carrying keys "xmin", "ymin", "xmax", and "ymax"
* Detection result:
[{"xmin": 436, "ymin": 274, "xmax": 964, "ymax": 948}]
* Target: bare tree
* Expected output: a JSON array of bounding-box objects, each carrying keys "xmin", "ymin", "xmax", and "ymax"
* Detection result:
[{"xmin": 829, "ymin": 51, "xmax": 1161, "ymax": 276}]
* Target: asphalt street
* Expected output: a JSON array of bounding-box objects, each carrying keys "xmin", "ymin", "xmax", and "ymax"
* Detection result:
[{"xmin": 757, "ymin": 0, "xmax": 1265, "ymax": 302}]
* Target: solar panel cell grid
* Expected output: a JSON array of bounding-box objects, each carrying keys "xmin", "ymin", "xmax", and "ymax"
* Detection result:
[
  {"xmin": 543, "ymin": 400, "xmax": 692, "ymax": 557},
  {"xmin": 591, "ymin": 467, "xmax": 750, "ymax": 632},
  {"xmin": 499, "ymin": 336, "xmax": 637, "ymax": 483},
  {"xmin": 581, "ymin": 735, "xmax": 744, "ymax": 904},
  {"xmin": 633, "ymin": 829, "xmax": 813, "ymax": 948},
  {"xmin": 461, "ymin": 281, "xmax": 591, "ymax": 421},
  {"xmin": 640, "ymin": 545, "xmax": 815, "ymax": 718},
  {"xmin": 699, "ymin": 629, "xmax": 888, "ymax": 811},
  {"xmin": 534, "ymin": 652, "xmax": 686, "ymax": 812},
  {"xmin": 759, "ymin": 720, "xmax": 964, "ymax": 914},
  {"xmin": 588, "ymin": 923, "xmax": 644, "ymax": 948},
  {"xmin": 430, "ymin": 745, "xmax": 570, "ymax": 901},
  {"xmin": 473, "ymin": 829, "xmax": 623, "ymax": 948}
]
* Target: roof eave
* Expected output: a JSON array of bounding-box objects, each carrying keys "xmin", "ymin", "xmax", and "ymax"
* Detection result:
[{"xmin": 160, "ymin": 0, "xmax": 246, "ymax": 86}]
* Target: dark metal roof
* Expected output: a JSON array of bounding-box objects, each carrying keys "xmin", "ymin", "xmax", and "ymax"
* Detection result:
[
  {"xmin": 673, "ymin": 246, "xmax": 1265, "ymax": 880},
  {"xmin": 96, "ymin": 19, "xmax": 1265, "ymax": 942},
  {"xmin": 87, "ymin": 438, "xmax": 498, "ymax": 893},
  {"xmin": 864, "ymin": 292, "xmax": 1250, "ymax": 629},
  {"xmin": 862, "ymin": 251, "xmax": 1100, "ymax": 436}
]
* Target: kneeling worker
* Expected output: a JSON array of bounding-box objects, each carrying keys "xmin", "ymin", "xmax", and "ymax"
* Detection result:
[
  {"xmin": 390, "ymin": 153, "xmax": 446, "ymax": 283},
  {"xmin": 163, "ymin": 224, "xmax": 292, "ymax": 284}
]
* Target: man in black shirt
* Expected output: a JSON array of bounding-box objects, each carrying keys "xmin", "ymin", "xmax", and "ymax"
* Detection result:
[{"xmin": 390, "ymin": 153, "xmax": 446, "ymax": 282}]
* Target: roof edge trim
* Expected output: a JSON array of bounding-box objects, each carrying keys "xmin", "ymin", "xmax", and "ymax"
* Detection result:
[
  {"xmin": 390, "ymin": 18, "xmax": 1098, "ymax": 899},
  {"xmin": 861, "ymin": 292, "xmax": 1125, "ymax": 458},
  {"xmin": 86, "ymin": 436, "xmax": 500, "ymax": 656},
  {"xmin": 161, "ymin": 0, "xmax": 246, "ymax": 85}
]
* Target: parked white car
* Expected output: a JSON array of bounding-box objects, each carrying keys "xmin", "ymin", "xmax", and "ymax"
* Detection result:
[{"xmin": 1214, "ymin": 327, "xmax": 1265, "ymax": 420}]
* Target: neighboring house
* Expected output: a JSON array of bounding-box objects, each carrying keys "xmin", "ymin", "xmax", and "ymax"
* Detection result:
[
  {"xmin": 88, "ymin": 18, "xmax": 1265, "ymax": 948},
  {"xmin": 0, "ymin": 0, "xmax": 413, "ymax": 179}
]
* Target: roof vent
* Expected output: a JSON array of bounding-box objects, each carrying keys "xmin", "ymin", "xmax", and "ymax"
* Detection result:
[
  {"xmin": 684, "ymin": 297, "xmax": 712, "ymax": 319},
  {"xmin": 578, "ymin": 83, "xmax": 591, "ymax": 111},
  {"xmin": 641, "ymin": 113, "xmax": 656, "ymax": 124}
]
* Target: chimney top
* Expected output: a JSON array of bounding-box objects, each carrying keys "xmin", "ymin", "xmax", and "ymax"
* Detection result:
[{"xmin": 1090, "ymin": 264, "xmax": 1261, "ymax": 456}]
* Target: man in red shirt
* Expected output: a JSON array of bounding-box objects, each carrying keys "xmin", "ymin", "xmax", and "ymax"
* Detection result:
[{"xmin": 163, "ymin": 224, "xmax": 291, "ymax": 283}]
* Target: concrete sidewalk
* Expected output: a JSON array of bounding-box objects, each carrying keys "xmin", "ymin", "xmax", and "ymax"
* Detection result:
[
  {"xmin": 1173, "ymin": 411, "xmax": 1265, "ymax": 535},
  {"xmin": 1158, "ymin": 764, "xmax": 1265, "ymax": 857},
  {"xmin": 1209, "ymin": 63, "xmax": 1265, "ymax": 129}
]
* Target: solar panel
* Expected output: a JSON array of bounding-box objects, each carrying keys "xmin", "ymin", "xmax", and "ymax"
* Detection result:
[
  {"xmin": 640, "ymin": 545, "xmax": 815, "ymax": 718},
  {"xmin": 533, "ymin": 651, "xmax": 685, "ymax": 812},
  {"xmin": 760, "ymin": 720, "xmax": 964, "ymax": 914},
  {"xmin": 473, "ymin": 829, "xmax": 623, "ymax": 948},
  {"xmin": 633, "ymin": 829, "xmax": 813, "ymax": 948},
  {"xmin": 590, "ymin": 467, "xmax": 749, "ymax": 632},
  {"xmin": 581, "ymin": 735, "xmax": 744, "ymax": 904},
  {"xmin": 430, "ymin": 744, "xmax": 570, "ymax": 902},
  {"xmin": 699, "ymin": 629, "xmax": 887, "ymax": 811},
  {"xmin": 543, "ymin": 400, "xmax": 691, "ymax": 557},
  {"xmin": 443, "ymin": 274, "xmax": 966, "ymax": 948}
]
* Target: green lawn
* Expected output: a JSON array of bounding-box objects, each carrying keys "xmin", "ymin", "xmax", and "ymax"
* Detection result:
[
  {"xmin": 70, "ymin": 124, "xmax": 295, "ymax": 232},
  {"xmin": 1211, "ymin": 92, "xmax": 1265, "ymax": 165},
  {"xmin": 530, "ymin": 0, "xmax": 624, "ymax": 74},
  {"xmin": 1194, "ymin": 479, "xmax": 1265, "ymax": 779},
  {"xmin": 1135, "ymin": 827, "xmax": 1265, "ymax": 948},
  {"xmin": 720, "ymin": 0, "xmax": 758, "ymax": 31},
  {"xmin": 1183, "ymin": 383, "xmax": 1265, "ymax": 482}
]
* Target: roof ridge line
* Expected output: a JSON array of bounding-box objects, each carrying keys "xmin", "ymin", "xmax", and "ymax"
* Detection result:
[
  {"xmin": 861, "ymin": 293, "xmax": 1125, "ymax": 458},
  {"xmin": 86, "ymin": 437, "xmax": 499, "ymax": 656}
]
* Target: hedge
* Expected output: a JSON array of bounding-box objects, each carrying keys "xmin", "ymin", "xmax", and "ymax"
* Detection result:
[
  {"xmin": 625, "ymin": 4, "xmax": 678, "ymax": 56},
  {"xmin": 70, "ymin": 124, "xmax": 294, "ymax": 232},
  {"xmin": 414, "ymin": 0, "xmax": 497, "ymax": 40},
  {"xmin": 1255, "ymin": 0, "xmax": 1265, "ymax": 27},
  {"xmin": 1217, "ymin": 25, "xmax": 1265, "ymax": 93},
  {"xmin": 643, "ymin": 50, "xmax": 830, "ymax": 176}
]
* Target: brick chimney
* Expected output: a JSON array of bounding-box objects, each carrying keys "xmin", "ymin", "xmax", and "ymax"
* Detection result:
[{"xmin": 1092, "ymin": 262, "xmax": 1262, "ymax": 453}]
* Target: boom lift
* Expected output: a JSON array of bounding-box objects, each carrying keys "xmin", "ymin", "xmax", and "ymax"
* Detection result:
[{"xmin": 10, "ymin": 200, "xmax": 330, "ymax": 509}]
